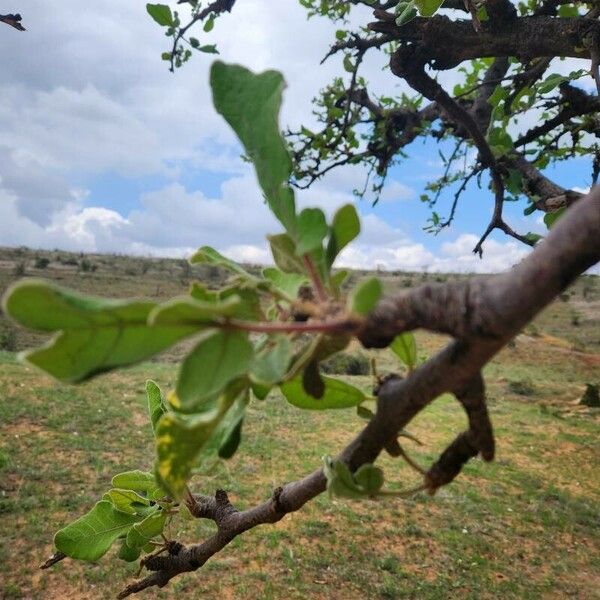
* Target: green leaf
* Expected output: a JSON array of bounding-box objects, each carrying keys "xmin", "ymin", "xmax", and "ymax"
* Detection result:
[
  {"xmin": 204, "ymin": 15, "xmax": 215, "ymax": 31},
  {"xmin": 189, "ymin": 246, "xmax": 256, "ymax": 280},
  {"xmin": 250, "ymin": 336, "xmax": 293, "ymax": 386},
  {"xmin": 538, "ymin": 73, "xmax": 568, "ymax": 94},
  {"xmin": 118, "ymin": 539, "xmax": 141, "ymax": 562},
  {"xmin": 543, "ymin": 206, "xmax": 566, "ymax": 229},
  {"xmin": 103, "ymin": 488, "xmax": 154, "ymax": 516},
  {"xmin": 414, "ymin": 0, "xmax": 444, "ymax": 16},
  {"xmin": 174, "ymin": 330, "xmax": 252, "ymax": 412},
  {"xmin": 111, "ymin": 471, "xmax": 163, "ymax": 499},
  {"xmin": 349, "ymin": 277, "xmax": 382, "ymax": 316},
  {"xmin": 2, "ymin": 280, "xmax": 195, "ymax": 383},
  {"xmin": 146, "ymin": 3, "xmax": 174, "ymax": 26},
  {"xmin": 218, "ymin": 418, "xmax": 243, "ymax": 459},
  {"xmin": 390, "ymin": 332, "xmax": 417, "ymax": 369},
  {"xmin": 354, "ymin": 464, "xmax": 385, "ymax": 493},
  {"xmin": 323, "ymin": 458, "xmax": 384, "ymax": 499},
  {"xmin": 126, "ymin": 510, "xmax": 167, "ymax": 550},
  {"xmin": 295, "ymin": 208, "xmax": 328, "ymax": 255},
  {"xmin": 326, "ymin": 204, "xmax": 360, "ymax": 267},
  {"xmin": 331, "ymin": 269, "xmax": 349, "ymax": 291},
  {"xmin": 323, "ymin": 457, "xmax": 364, "ymax": 498},
  {"xmin": 146, "ymin": 380, "xmax": 167, "ymax": 436},
  {"xmin": 149, "ymin": 295, "xmax": 242, "ymax": 328},
  {"xmin": 343, "ymin": 55, "xmax": 354, "ymax": 73},
  {"xmin": 251, "ymin": 381, "xmax": 271, "ymax": 400},
  {"xmin": 356, "ymin": 404, "xmax": 374, "ymax": 420},
  {"xmin": 210, "ymin": 62, "xmax": 296, "ymax": 233},
  {"xmin": 155, "ymin": 382, "xmax": 245, "ymax": 498},
  {"xmin": 268, "ymin": 233, "xmax": 306, "ymax": 274},
  {"xmin": 262, "ymin": 268, "xmax": 308, "ymax": 300},
  {"xmin": 281, "ymin": 374, "xmax": 365, "ymax": 410},
  {"xmin": 54, "ymin": 501, "xmax": 142, "ymax": 562},
  {"xmin": 524, "ymin": 232, "xmax": 543, "ymax": 245},
  {"xmin": 199, "ymin": 44, "xmax": 219, "ymax": 54},
  {"xmin": 395, "ymin": 2, "xmax": 417, "ymax": 25},
  {"xmin": 219, "ymin": 285, "xmax": 263, "ymax": 320}
]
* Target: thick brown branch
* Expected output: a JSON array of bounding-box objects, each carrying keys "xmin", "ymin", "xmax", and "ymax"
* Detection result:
[
  {"xmin": 369, "ymin": 14, "xmax": 600, "ymax": 70},
  {"xmin": 119, "ymin": 188, "xmax": 600, "ymax": 597}
]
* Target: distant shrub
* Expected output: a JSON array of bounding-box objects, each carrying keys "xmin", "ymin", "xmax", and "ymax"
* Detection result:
[
  {"xmin": 558, "ymin": 292, "xmax": 570, "ymax": 302},
  {"xmin": 79, "ymin": 259, "xmax": 97, "ymax": 273},
  {"xmin": 507, "ymin": 379, "xmax": 536, "ymax": 396},
  {"xmin": 570, "ymin": 311, "xmax": 581, "ymax": 327},
  {"xmin": 525, "ymin": 323, "xmax": 540, "ymax": 337},
  {"xmin": 321, "ymin": 351, "xmax": 370, "ymax": 376},
  {"xmin": 34, "ymin": 257, "xmax": 50, "ymax": 269},
  {"xmin": 60, "ymin": 257, "xmax": 79, "ymax": 266},
  {"xmin": 0, "ymin": 324, "xmax": 17, "ymax": 352},
  {"xmin": 580, "ymin": 383, "xmax": 600, "ymax": 407},
  {"xmin": 402, "ymin": 278, "xmax": 412, "ymax": 288},
  {"xmin": 12, "ymin": 262, "xmax": 26, "ymax": 277}
]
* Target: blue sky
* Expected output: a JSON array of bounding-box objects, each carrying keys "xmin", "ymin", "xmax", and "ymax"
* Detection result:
[{"xmin": 0, "ymin": 1, "xmax": 595, "ymax": 273}]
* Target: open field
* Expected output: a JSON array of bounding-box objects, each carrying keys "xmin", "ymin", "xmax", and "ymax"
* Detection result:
[{"xmin": 0, "ymin": 247, "xmax": 599, "ymax": 599}]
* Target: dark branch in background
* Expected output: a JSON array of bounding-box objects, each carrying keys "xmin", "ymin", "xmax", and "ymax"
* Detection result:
[
  {"xmin": 389, "ymin": 44, "xmax": 533, "ymax": 254},
  {"xmin": 0, "ymin": 13, "xmax": 25, "ymax": 31},
  {"xmin": 117, "ymin": 188, "xmax": 600, "ymax": 598},
  {"xmin": 368, "ymin": 12, "xmax": 600, "ymax": 68}
]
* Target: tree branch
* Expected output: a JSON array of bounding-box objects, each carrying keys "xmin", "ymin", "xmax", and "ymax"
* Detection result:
[
  {"xmin": 369, "ymin": 14, "xmax": 600, "ymax": 70},
  {"xmin": 118, "ymin": 187, "xmax": 600, "ymax": 597}
]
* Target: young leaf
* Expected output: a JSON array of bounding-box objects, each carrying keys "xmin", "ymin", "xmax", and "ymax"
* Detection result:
[
  {"xmin": 296, "ymin": 208, "xmax": 328, "ymax": 255},
  {"xmin": 414, "ymin": 0, "xmax": 444, "ymax": 16},
  {"xmin": 146, "ymin": 380, "xmax": 167, "ymax": 436},
  {"xmin": 218, "ymin": 418, "xmax": 243, "ymax": 459},
  {"xmin": 175, "ymin": 330, "xmax": 252, "ymax": 413},
  {"xmin": 118, "ymin": 539, "xmax": 141, "ymax": 562},
  {"xmin": 356, "ymin": 404, "xmax": 374, "ymax": 420},
  {"xmin": 149, "ymin": 296, "xmax": 242, "ymax": 327},
  {"xmin": 543, "ymin": 206, "xmax": 566, "ymax": 229},
  {"xmin": 189, "ymin": 246, "xmax": 256, "ymax": 280},
  {"xmin": 250, "ymin": 336, "xmax": 293, "ymax": 386},
  {"xmin": 126, "ymin": 510, "xmax": 167, "ymax": 550},
  {"xmin": 281, "ymin": 374, "xmax": 365, "ymax": 409},
  {"xmin": 103, "ymin": 488, "xmax": 153, "ymax": 516},
  {"xmin": 268, "ymin": 233, "xmax": 306, "ymax": 274},
  {"xmin": 146, "ymin": 3, "xmax": 174, "ymax": 26},
  {"xmin": 262, "ymin": 267, "xmax": 308, "ymax": 300},
  {"xmin": 2, "ymin": 280, "xmax": 196, "ymax": 383},
  {"xmin": 326, "ymin": 204, "xmax": 360, "ymax": 267},
  {"xmin": 354, "ymin": 464, "xmax": 385, "ymax": 494},
  {"xmin": 155, "ymin": 382, "xmax": 245, "ymax": 498},
  {"xmin": 111, "ymin": 471, "xmax": 163, "ymax": 499},
  {"xmin": 349, "ymin": 277, "xmax": 382, "ymax": 316},
  {"xmin": 390, "ymin": 332, "xmax": 417, "ymax": 370},
  {"xmin": 210, "ymin": 62, "xmax": 296, "ymax": 233},
  {"xmin": 323, "ymin": 457, "xmax": 364, "ymax": 499},
  {"xmin": 54, "ymin": 501, "xmax": 142, "ymax": 562}
]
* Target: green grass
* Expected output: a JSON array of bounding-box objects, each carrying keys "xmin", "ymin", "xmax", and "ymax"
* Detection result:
[{"xmin": 0, "ymin": 349, "xmax": 599, "ymax": 600}]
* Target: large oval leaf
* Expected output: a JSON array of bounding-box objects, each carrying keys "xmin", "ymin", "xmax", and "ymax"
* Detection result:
[
  {"xmin": 2, "ymin": 280, "xmax": 196, "ymax": 382},
  {"xmin": 54, "ymin": 500, "xmax": 142, "ymax": 561}
]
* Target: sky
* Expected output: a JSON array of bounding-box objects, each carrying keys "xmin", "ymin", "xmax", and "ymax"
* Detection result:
[{"xmin": 0, "ymin": 1, "xmax": 596, "ymax": 274}]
